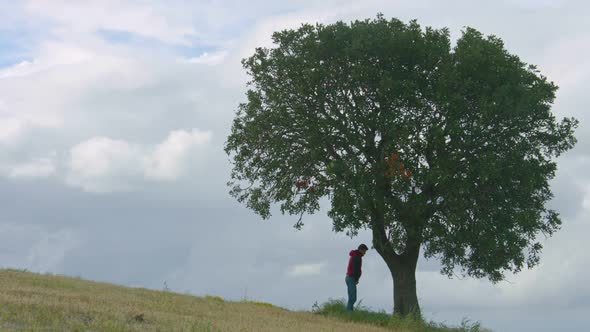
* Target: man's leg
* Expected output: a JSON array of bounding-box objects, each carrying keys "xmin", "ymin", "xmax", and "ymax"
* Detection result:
[{"xmin": 345, "ymin": 276, "xmax": 357, "ymax": 311}]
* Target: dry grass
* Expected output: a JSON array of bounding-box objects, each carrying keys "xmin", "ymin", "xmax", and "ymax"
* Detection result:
[{"xmin": 0, "ymin": 269, "xmax": 406, "ymax": 331}]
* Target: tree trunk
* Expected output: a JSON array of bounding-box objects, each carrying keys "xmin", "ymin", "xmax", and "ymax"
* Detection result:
[
  {"xmin": 373, "ymin": 228, "xmax": 421, "ymax": 317},
  {"xmin": 375, "ymin": 236, "xmax": 421, "ymax": 317},
  {"xmin": 390, "ymin": 256, "xmax": 420, "ymax": 317}
]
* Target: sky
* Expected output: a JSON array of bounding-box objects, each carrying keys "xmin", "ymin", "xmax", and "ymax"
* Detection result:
[{"xmin": 0, "ymin": 1, "xmax": 589, "ymax": 331}]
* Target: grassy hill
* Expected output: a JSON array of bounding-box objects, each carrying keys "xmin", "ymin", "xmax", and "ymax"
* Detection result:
[{"xmin": 0, "ymin": 269, "xmax": 488, "ymax": 331}]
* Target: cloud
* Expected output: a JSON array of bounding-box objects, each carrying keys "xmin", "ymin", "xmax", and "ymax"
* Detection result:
[
  {"xmin": 0, "ymin": 33, "xmax": 218, "ymax": 191},
  {"xmin": 182, "ymin": 51, "xmax": 229, "ymax": 65},
  {"xmin": 539, "ymin": 34, "xmax": 590, "ymax": 94},
  {"xmin": 66, "ymin": 129, "xmax": 212, "ymax": 192},
  {"xmin": 9, "ymin": 156, "xmax": 56, "ymax": 178},
  {"xmin": 0, "ymin": 43, "xmax": 141, "ymax": 150},
  {"xmin": 27, "ymin": 228, "xmax": 80, "ymax": 273},
  {"xmin": 24, "ymin": 0, "xmax": 197, "ymax": 45},
  {"xmin": 0, "ymin": 223, "xmax": 80, "ymax": 274},
  {"xmin": 0, "ymin": 31, "xmax": 222, "ymax": 193},
  {"xmin": 0, "ymin": 60, "xmax": 41, "ymax": 79},
  {"xmin": 503, "ymin": 0, "xmax": 567, "ymax": 9},
  {"xmin": 0, "ymin": 116, "xmax": 25, "ymax": 146},
  {"xmin": 287, "ymin": 263, "xmax": 326, "ymax": 277},
  {"xmin": 145, "ymin": 129, "xmax": 212, "ymax": 180},
  {"xmin": 66, "ymin": 137, "xmax": 143, "ymax": 192}
]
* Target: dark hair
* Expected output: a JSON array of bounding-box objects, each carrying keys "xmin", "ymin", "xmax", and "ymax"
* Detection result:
[{"xmin": 358, "ymin": 244, "xmax": 369, "ymax": 251}]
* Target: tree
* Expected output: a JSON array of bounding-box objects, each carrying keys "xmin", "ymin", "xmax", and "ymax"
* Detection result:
[{"xmin": 224, "ymin": 15, "xmax": 578, "ymax": 317}]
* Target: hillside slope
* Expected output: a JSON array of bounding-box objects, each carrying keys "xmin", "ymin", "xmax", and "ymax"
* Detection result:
[{"xmin": 0, "ymin": 269, "xmax": 401, "ymax": 331}]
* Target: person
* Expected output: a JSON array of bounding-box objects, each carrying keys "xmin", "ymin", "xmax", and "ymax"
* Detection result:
[{"xmin": 345, "ymin": 243, "xmax": 368, "ymax": 312}]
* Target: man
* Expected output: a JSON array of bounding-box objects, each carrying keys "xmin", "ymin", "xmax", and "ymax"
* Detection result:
[{"xmin": 345, "ymin": 243, "xmax": 368, "ymax": 312}]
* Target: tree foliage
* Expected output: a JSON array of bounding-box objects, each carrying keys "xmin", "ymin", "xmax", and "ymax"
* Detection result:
[{"xmin": 224, "ymin": 15, "xmax": 578, "ymax": 283}]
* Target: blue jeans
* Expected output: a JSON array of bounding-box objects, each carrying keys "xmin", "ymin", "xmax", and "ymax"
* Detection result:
[{"xmin": 345, "ymin": 275, "xmax": 357, "ymax": 311}]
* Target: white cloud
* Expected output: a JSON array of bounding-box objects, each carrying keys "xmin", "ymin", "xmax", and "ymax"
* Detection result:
[
  {"xmin": 0, "ymin": 44, "xmax": 140, "ymax": 147},
  {"xmin": 0, "ymin": 116, "xmax": 26, "ymax": 146},
  {"xmin": 24, "ymin": 0, "xmax": 196, "ymax": 45},
  {"xmin": 503, "ymin": 0, "xmax": 567, "ymax": 9},
  {"xmin": 66, "ymin": 137, "xmax": 143, "ymax": 192},
  {"xmin": 0, "ymin": 28, "xmax": 216, "ymax": 191},
  {"xmin": 287, "ymin": 263, "xmax": 325, "ymax": 277},
  {"xmin": 9, "ymin": 157, "xmax": 56, "ymax": 178},
  {"xmin": 0, "ymin": 60, "xmax": 40, "ymax": 79},
  {"xmin": 0, "ymin": 223, "xmax": 80, "ymax": 274},
  {"xmin": 584, "ymin": 191, "xmax": 590, "ymax": 210},
  {"xmin": 66, "ymin": 129, "xmax": 212, "ymax": 192},
  {"xmin": 144, "ymin": 129, "xmax": 212, "ymax": 181},
  {"xmin": 0, "ymin": 41, "xmax": 106, "ymax": 79},
  {"xmin": 539, "ymin": 34, "xmax": 590, "ymax": 94},
  {"xmin": 183, "ymin": 51, "xmax": 229, "ymax": 65},
  {"xmin": 27, "ymin": 229, "xmax": 80, "ymax": 273}
]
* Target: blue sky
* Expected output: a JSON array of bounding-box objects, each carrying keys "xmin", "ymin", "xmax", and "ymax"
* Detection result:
[
  {"xmin": 0, "ymin": 29, "xmax": 33, "ymax": 67},
  {"xmin": 1, "ymin": 1, "xmax": 589, "ymax": 331}
]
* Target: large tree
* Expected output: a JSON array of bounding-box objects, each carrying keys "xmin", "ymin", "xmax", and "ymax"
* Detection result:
[{"xmin": 224, "ymin": 15, "xmax": 577, "ymax": 316}]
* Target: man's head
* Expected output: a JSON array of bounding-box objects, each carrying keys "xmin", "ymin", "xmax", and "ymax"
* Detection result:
[{"xmin": 358, "ymin": 244, "xmax": 369, "ymax": 256}]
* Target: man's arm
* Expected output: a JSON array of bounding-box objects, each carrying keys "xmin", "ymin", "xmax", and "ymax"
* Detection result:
[{"xmin": 351, "ymin": 256, "xmax": 362, "ymax": 282}]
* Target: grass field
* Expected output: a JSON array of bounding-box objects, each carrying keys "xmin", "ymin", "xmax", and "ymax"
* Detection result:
[{"xmin": 0, "ymin": 269, "xmax": 489, "ymax": 331}]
